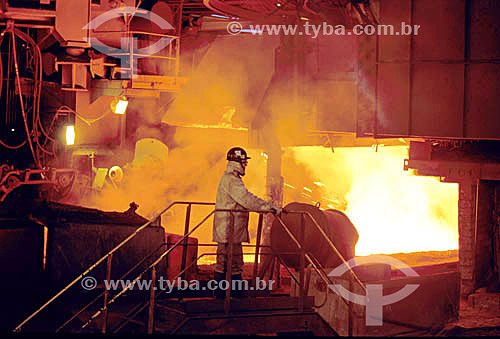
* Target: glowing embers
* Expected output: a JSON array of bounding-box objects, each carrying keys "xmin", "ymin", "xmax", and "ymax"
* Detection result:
[{"xmin": 65, "ymin": 125, "xmax": 75, "ymax": 145}]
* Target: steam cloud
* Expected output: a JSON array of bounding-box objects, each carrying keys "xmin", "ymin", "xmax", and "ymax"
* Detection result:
[{"xmin": 72, "ymin": 33, "xmax": 458, "ymax": 260}]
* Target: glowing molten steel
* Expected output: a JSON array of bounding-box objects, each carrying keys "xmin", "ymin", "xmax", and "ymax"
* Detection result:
[{"xmin": 292, "ymin": 146, "xmax": 458, "ymax": 256}]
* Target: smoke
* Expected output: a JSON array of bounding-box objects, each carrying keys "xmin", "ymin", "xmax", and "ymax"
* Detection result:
[
  {"xmin": 72, "ymin": 32, "xmax": 459, "ymax": 260},
  {"xmin": 70, "ymin": 34, "xmax": 281, "ymax": 266},
  {"xmin": 163, "ymin": 34, "xmax": 279, "ymax": 128}
]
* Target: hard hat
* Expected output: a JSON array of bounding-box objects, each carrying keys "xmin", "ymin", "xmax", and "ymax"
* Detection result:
[{"xmin": 227, "ymin": 147, "xmax": 251, "ymax": 164}]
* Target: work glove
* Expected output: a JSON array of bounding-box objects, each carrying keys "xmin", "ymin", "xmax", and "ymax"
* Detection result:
[{"xmin": 270, "ymin": 206, "xmax": 283, "ymax": 215}]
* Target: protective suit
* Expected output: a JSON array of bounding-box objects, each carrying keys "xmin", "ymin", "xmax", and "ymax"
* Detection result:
[
  {"xmin": 213, "ymin": 161, "xmax": 273, "ymax": 244},
  {"xmin": 213, "ymin": 160, "xmax": 272, "ymax": 275}
]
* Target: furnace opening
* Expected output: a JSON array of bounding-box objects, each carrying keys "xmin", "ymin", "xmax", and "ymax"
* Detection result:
[{"xmin": 289, "ymin": 146, "xmax": 459, "ymax": 256}]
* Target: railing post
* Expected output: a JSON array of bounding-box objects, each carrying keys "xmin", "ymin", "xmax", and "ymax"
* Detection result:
[
  {"xmin": 275, "ymin": 256, "xmax": 281, "ymax": 289},
  {"xmin": 13, "ymin": 201, "xmax": 195, "ymax": 333},
  {"xmin": 175, "ymin": 0, "xmax": 183, "ymax": 78},
  {"xmin": 298, "ymin": 213, "xmax": 305, "ymax": 313},
  {"xmin": 348, "ymin": 277, "xmax": 353, "ymax": 336},
  {"xmin": 101, "ymin": 253, "xmax": 113, "ymax": 334},
  {"xmin": 252, "ymin": 213, "xmax": 263, "ymax": 290},
  {"xmin": 148, "ymin": 266, "xmax": 157, "ymax": 334},
  {"xmin": 180, "ymin": 204, "xmax": 191, "ymax": 281},
  {"xmin": 269, "ymin": 255, "xmax": 276, "ymax": 282},
  {"xmin": 129, "ymin": 33, "xmax": 134, "ymax": 78},
  {"xmin": 225, "ymin": 212, "xmax": 234, "ymax": 315},
  {"xmin": 305, "ymin": 264, "xmax": 312, "ymax": 295}
]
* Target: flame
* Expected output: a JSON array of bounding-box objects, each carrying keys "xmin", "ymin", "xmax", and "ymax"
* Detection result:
[{"xmin": 291, "ymin": 146, "xmax": 458, "ymax": 256}]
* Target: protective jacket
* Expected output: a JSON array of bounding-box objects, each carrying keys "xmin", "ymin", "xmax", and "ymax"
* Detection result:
[{"xmin": 213, "ymin": 161, "xmax": 272, "ymax": 243}]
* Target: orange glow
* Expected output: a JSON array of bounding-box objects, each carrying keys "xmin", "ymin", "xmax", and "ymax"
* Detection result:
[
  {"xmin": 65, "ymin": 125, "xmax": 75, "ymax": 145},
  {"xmin": 291, "ymin": 146, "xmax": 459, "ymax": 256}
]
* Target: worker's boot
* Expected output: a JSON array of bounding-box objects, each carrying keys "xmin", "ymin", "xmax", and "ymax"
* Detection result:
[
  {"xmin": 213, "ymin": 271, "xmax": 226, "ymax": 299},
  {"xmin": 230, "ymin": 274, "xmax": 246, "ymax": 298}
]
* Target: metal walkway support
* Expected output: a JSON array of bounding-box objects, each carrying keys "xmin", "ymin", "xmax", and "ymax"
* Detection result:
[{"xmin": 14, "ymin": 201, "xmax": 360, "ymax": 335}]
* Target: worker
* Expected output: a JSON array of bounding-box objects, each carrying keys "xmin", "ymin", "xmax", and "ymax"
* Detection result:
[{"xmin": 213, "ymin": 146, "xmax": 282, "ymax": 299}]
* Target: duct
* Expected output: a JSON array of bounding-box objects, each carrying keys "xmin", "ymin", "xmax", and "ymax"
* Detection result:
[{"xmin": 55, "ymin": 0, "xmax": 91, "ymax": 48}]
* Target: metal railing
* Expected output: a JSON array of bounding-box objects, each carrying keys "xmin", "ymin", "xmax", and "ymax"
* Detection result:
[
  {"xmin": 109, "ymin": 248, "xmax": 282, "ymax": 334},
  {"xmin": 14, "ymin": 201, "xmax": 366, "ymax": 334},
  {"xmin": 90, "ymin": 30, "xmax": 180, "ymax": 79},
  {"xmin": 77, "ymin": 207, "xmax": 265, "ymax": 332},
  {"xmin": 13, "ymin": 201, "xmax": 212, "ymax": 332}
]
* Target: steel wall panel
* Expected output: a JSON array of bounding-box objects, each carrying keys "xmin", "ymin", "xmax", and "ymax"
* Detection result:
[
  {"xmin": 411, "ymin": 64, "xmax": 464, "ymax": 137},
  {"xmin": 357, "ymin": 35, "xmax": 377, "ymax": 136},
  {"xmin": 316, "ymin": 81, "xmax": 357, "ymax": 132},
  {"xmin": 470, "ymin": 0, "xmax": 500, "ymax": 60},
  {"xmin": 377, "ymin": 63, "xmax": 410, "ymax": 135},
  {"xmin": 466, "ymin": 64, "xmax": 500, "ymax": 138},
  {"xmin": 413, "ymin": 0, "xmax": 465, "ymax": 61},
  {"xmin": 354, "ymin": 0, "xmax": 500, "ymax": 140},
  {"xmin": 379, "ymin": 0, "xmax": 411, "ymax": 61},
  {"xmin": 48, "ymin": 223, "xmax": 167, "ymax": 287},
  {"xmin": 55, "ymin": 0, "xmax": 91, "ymax": 46},
  {"xmin": 316, "ymin": 34, "xmax": 358, "ymax": 74}
]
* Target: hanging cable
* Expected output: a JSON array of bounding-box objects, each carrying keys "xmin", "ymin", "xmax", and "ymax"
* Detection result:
[
  {"xmin": 56, "ymin": 105, "xmax": 111, "ymax": 126},
  {"xmin": 1, "ymin": 24, "xmax": 59, "ymax": 167},
  {"xmin": 10, "ymin": 26, "xmax": 41, "ymax": 168},
  {"xmin": 0, "ymin": 28, "xmax": 27, "ymax": 149},
  {"xmin": 13, "ymin": 28, "xmax": 45, "ymax": 148},
  {"xmin": 0, "ymin": 138, "xmax": 27, "ymax": 150}
]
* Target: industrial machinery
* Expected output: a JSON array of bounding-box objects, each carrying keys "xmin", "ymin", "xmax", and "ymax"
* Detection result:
[
  {"xmin": 3, "ymin": 200, "xmax": 458, "ymax": 335},
  {"xmin": 271, "ymin": 202, "xmax": 358, "ymax": 270},
  {"xmin": 0, "ymin": 0, "xmax": 499, "ymax": 336}
]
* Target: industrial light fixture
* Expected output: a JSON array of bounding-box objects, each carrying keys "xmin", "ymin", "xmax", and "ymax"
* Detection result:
[
  {"xmin": 111, "ymin": 96, "xmax": 129, "ymax": 115},
  {"xmin": 65, "ymin": 125, "xmax": 75, "ymax": 145}
]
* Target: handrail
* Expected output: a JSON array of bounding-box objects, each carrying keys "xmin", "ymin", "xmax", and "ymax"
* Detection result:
[
  {"xmin": 80, "ymin": 208, "xmax": 219, "ymax": 330},
  {"xmin": 111, "ymin": 250, "xmax": 277, "ymax": 333},
  {"xmin": 91, "ymin": 29, "xmax": 181, "ymax": 79},
  {"xmin": 82, "ymin": 207, "xmax": 365, "ymax": 332},
  {"xmin": 15, "ymin": 200, "xmax": 366, "ymax": 333},
  {"xmin": 13, "ymin": 201, "xmax": 214, "ymax": 333},
  {"xmin": 287, "ymin": 211, "xmax": 366, "ymax": 294},
  {"xmin": 55, "ymin": 242, "xmax": 167, "ymax": 332},
  {"xmin": 80, "ymin": 207, "xmax": 269, "ymax": 330},
  {"xmin": 91, "ymin": 30, "xmax": 179, "ymax": 39},
  {"xmin": 273, "ymin": 213, "xmax": 366, "ymax": 294}
]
